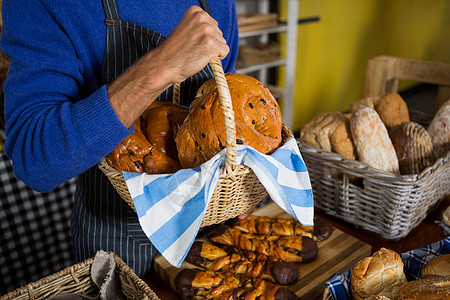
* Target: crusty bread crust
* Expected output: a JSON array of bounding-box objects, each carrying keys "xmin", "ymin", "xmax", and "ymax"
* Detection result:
[{"xmin": 350, "ymin": 107, "xmax": 400, "ymax": 175}]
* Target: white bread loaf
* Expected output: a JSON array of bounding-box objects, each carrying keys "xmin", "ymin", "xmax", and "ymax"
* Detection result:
[{"xmin": 350, "ymin": 107, "xmax": 400, "ymax": 175}]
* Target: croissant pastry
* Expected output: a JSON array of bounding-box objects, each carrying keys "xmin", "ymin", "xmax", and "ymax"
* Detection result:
[
  {"xmin": 231, "ymin": 215, "xmax": 334, "ymax": 241},
  {"xmin": 186, "ymin": 241, "xmax": 299, "ymax": 285},
  {"xmin": 208, "ymin": 226, "xmax": 318, "ymax": 263}
]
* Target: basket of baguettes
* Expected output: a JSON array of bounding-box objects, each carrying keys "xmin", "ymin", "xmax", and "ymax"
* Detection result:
[
  {"xmin": 98, "ymin": 58, "xmax": 293, "ymax": 227},
  {"xmin": 297, "ymin": 56, "xmax": 450, "ymax": 241},
  {"xmin": 322, "ymin": 239, "xmax": 450, "ymax": 300},
  {"xmin": 0, "ymin": 251, "xmax": 160, "ymax": 300}
]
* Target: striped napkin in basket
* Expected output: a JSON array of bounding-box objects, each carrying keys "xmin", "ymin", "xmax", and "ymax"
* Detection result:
[{"xmin": 122, "ymin": 137, "xmax": 314, "ymax": 267}]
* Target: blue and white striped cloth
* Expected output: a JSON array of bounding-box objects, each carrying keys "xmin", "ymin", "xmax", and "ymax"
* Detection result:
[
  {"xmin": 122, "ymin": 137, "xmax": 314, "ymax": 267},
  {"xmin": 324, "ymin": 237, "xmax": 450, "ymax": 300}
]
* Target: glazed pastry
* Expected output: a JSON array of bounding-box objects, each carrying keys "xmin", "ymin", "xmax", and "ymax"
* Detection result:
[
  {"xmin": 185, "ymin": 241, "xmax": 299, "ymax": 286},
  {"xmin": 207, "ymin": 226, "xmax": 318, "ymax": 263},
  {"xmin": 175, "ymin": 268, "xmax": 298, "ymax": 300},
  {"xmin": 175, "ymin": 268, "xmax": 242, "ymax": 299},
  {"xmin": 231, "ymin": 215, "xmax": 334, "ymax": 241},
  {"xmin": 231, "ymin": 215, "xmax": 315, "ymax": 239}
]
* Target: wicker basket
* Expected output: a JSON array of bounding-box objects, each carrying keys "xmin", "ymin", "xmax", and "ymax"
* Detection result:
[
  {"xmin": 0, "ymin": 252, "xmax": 159, "ymax": 300},
  {"xmin": 297, "ymin": 110, "xmax": 450, "ymax": 241},
  {"xmin": 98, "ymin": 58, "xmax": 294, "ymax": 227}
]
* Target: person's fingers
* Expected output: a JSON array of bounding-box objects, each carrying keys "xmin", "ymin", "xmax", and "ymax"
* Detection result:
[{"xmin": 237, "ymin": 207, "xmax": 255, "ymax": 220}]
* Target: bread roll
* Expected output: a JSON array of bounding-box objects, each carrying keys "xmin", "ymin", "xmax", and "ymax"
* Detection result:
[
  {"xmin": 300, "ymin": 111, "xmax": 357, "ymax": 160},
  {"xmin": 389, "ymin": 122, "xmax": 435, "ymax": 175},
  {"xmin": 375, "ymin": 93, "xmax": 410, "ymax": 130},
  {"xmin": 350, "ymin": 96, "xmax": 379, "ymax": 113},
  {"xmin": 351, "ymin": 248, "xmax": 407, "ymax": 300},
  {"xmin": 350, "ymin": 107, "xmax": 400, "ymax": 175},
  {"xmin": 428, "ymin": 99, "xmax": 450, "ymax": 159},
  {"xmin": 422, "ymin": 254, "xmax": 450, "ymax": 277},
  {"xmin": 400, "ymin": 275, "xmax": 450, "ymax": 300},
  {"xmin": 350, "ymin": 93, "xmax": 410, "ymax": 130},
  {"xmin": 176, "ymin": 73, "xmax": 282, "ymax": 169},
  {"xmin": 106, "ymin": 101, "xmax": 188, "ymax": 174},
  {"xmin": 443, "ymin": 205, "xmax": 450, "ymax": 227}
]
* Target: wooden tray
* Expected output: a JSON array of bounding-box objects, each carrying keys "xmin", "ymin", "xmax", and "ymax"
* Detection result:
[{"xmin": 153, "ymin": 201, "xmax": 372, "ymax": 300}]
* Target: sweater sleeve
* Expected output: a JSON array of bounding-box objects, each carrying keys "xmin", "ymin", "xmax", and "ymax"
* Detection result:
[
  {"xmin": 218, "ymin": 0, "xmax": 239, "ymax": 73},
  {"xmin": 1, "ymin": 0, "xmax": 133, "ymax": 192}
]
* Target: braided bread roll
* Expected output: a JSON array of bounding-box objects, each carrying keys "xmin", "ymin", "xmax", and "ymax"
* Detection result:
[
  {"xmin": 175, "ymin": 73, "xmax": 283, "ymax": 169},
  {"xmin": 208, "ymin": 226, "xmax": 318, "ymax": 263},
  {"xmin": 175, "ymin": 268, "xmax": 242, "ymax": 299},
  {"xmin": 175, "ymin": 268, "xmax": 298, "ymax": 300},
  {"xmin": 186, "ymin": 241, "xmax": 299, "ymax": 286},
  {"xmin": 231, "ymin": 215, "xmax": 335, "ymax": 241},
  {"xmin": 231, "ymin": 215, "xmax": 314, "ymax": 239}
]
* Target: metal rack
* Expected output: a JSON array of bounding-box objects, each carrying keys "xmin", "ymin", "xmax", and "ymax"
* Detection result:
[{"xmin": 236, "ymin": 0, "xmax": 299, "ymax": 128}]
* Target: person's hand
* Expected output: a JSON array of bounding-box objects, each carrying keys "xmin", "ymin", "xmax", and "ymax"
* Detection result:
[
  {"xmin": 237, "ymin": 207, "xmax": 255, "ymax": 220},
  {"xmin": 108, "ymin": 5, "xmax": 229, "ymax": 128},
  {"xmin": 156, "ymin": 5, "xmax": 230, "ymax": 84}
]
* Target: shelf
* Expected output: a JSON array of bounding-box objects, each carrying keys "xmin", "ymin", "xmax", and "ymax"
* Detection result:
[
  {"xmin": 236, "ymin": 59, "xmax": 286, "ymax": 74},
  {"xmin": 236, "ymin": 0, "xmax": 298, "ymax": 128},
  {"xmin": 238, "ymin": 25, "xmax": 288, "ymax": 38}
]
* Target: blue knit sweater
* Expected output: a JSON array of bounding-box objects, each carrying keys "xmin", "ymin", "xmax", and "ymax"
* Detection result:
[{"xmin": 1, "ymin": 0, "xmax": 239, "ymax": 192}]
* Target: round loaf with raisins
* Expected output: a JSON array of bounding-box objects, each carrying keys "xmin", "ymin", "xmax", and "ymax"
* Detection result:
[{"xmin": 175, "ymin": 73, "xmax": 283, "ymax": 169}]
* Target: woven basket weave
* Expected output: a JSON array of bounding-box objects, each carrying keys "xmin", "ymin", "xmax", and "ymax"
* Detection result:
[
  {"xmin": 0, "ymin": 252, "xmax": 160, "ymax": 300},
  {"xmin": 298, "ymin": 110, "xmax": 450, "ymax": 241},
  {"xmin": 98, "ymin": 58, "xmax": 293, "ymax": 227}
]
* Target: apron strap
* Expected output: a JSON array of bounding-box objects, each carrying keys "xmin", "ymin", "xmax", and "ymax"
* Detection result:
[
  {"xmin": 199, "ymin": 0, "xmax": 211, "ymax": 16},
  {"xmin": 102, "ymin": 0, "xmax": 120, "ymax": 20}
]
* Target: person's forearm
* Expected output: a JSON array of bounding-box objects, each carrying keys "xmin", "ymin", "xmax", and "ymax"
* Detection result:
[
  {"xmin": 107, "ymin": 47, "xmax": 174, "ymax": 128},
  {"xmin": 107, "ymin": 6, "xmax": 229, "ymax": 128}
]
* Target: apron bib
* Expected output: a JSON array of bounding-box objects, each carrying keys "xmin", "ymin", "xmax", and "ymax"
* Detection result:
[{"xmin": 71, "ymin": 0, "xmax": 213, "ymax": 276}]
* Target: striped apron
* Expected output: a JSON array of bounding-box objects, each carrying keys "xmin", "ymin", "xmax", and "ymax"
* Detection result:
[{"xmin": 71, "ymin": 0, "xmax": 213, "ymax": 276}]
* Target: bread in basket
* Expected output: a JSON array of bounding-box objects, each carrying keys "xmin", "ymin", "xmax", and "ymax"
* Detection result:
[{"xmin": 98, "ymin": 58, "xmax": 293, "ymax": 227}]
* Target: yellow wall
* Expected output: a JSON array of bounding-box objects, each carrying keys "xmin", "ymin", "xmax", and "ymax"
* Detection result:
[{"xmin": 278, "ymin": 0, "xmax": 450, "ymax": 132}]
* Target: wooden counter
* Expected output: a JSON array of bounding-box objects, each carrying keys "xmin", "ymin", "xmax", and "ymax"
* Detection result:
[{"xmin": 142, "ymin": 195, "xmax": 449, "ymax": 300}]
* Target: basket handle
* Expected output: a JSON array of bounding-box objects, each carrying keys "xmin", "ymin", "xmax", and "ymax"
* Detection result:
[
  {"xmin": 172, "ymin": 58, "xmax": 237, "ymax": 173},
  {"xmin": 209, "ymin": 57, "xmax": 237, "ymax": 173}
]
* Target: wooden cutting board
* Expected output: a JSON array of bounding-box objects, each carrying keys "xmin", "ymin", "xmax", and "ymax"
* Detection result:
[{"xmin": 154, "ymin": 201, "xmax": 372, "ymax": 299}]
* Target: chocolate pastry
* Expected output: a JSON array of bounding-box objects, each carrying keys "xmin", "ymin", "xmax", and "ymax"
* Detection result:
[
  {"xmin": 175, "ymin": 268, "xmax": 298, "ymax": 300},
  {"xmin": 208, "ymin": 226, "xmax": 318, "ymax": 263},
  {"xmin": 232, "ymin": 215, "xmax": 335, "ymax": 241},
  {"xmin": 185, "ymin": 241, "xmax": 299, "ymax": 286},
  {"xmin": 313, "ymin": 218, "xmax": 335, "ymax": 241},
  {"xmin": 231, "ymin": 215, "xmax": 315, "ymax": 240}
]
